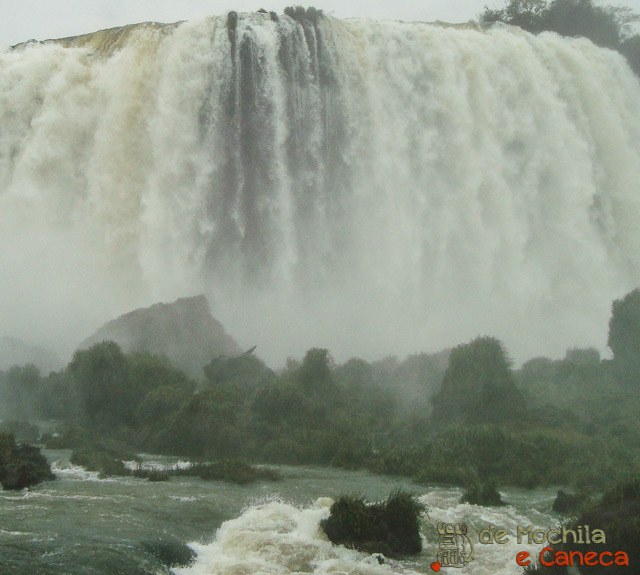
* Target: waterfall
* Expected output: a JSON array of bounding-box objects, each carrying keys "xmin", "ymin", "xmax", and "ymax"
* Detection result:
[{"xmin": 1, "ymin": 12, "xmax": 639, "ymax": 365}]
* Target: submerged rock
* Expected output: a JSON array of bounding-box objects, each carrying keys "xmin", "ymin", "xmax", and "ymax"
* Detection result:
[{"xmin": 141, "ymin": 537, "xmax": 196, "ymax": 568}]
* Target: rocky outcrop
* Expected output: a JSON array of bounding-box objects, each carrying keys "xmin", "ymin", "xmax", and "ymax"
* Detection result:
[{"xmin": 79, "ymin": 296, "xmax": 241, "ymax": 377}]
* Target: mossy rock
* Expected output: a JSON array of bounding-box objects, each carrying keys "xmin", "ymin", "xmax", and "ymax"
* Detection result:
[
  {"xmin": 141, "ymin": 537, "xmax": 196, "ymax": 568},
  {"xmin": 320, "ymin": 489, "xmax": 426, "ymax": 557}
]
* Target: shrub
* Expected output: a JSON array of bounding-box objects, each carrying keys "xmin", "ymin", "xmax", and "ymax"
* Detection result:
[
  {"xmin": 321, "ymin": 489, "xmax": 426, "ymax": 557},
  {"xmin": 173, "ymin": 459, "xmax": 282, "ymax": 484},
  {"xmin": 70, "ymin": 445, "xmax": 130, "ymax": 477},
  {"xmin": 0, "ymin": 434, "xmax": 55, "ymax": 490}
]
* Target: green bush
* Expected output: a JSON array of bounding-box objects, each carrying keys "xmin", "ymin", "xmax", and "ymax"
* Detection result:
[
  {"xmin": 70, "ymin": 445, "xmax": 131, "ymax": 477},
  {"xmin": 460, "ymin": 480, "xmax": 506, "ymax": 506},
  {"xmin": 320, "ymin": 490, "xmax": 426, "ymax": 557},
  {"xmin": 0, "ymin": 434, "xmax": 55, "ymax": 490},
  {"xmin": 173, "ymin": 459, "xmax": 282, "ymax": 484}
]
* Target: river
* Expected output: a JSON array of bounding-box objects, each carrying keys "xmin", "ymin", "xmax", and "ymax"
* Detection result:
[{"xmin": 0, "ymin": 450, "xmax": 560, "ymax": 574}]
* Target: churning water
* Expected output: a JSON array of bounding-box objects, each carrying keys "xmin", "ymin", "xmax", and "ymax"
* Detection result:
[
  {"xmin": 1, "ymin": 13, "xmax": 640, "ymax": 364},
  {"xmin": 0, "ymin": 451, "xmax": 558, "ymax": 574}
]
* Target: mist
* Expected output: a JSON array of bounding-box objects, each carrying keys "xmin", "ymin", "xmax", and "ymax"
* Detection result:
[{"xmin": 1, "ymin": 13, "xmax": 640, "ymax": 368}]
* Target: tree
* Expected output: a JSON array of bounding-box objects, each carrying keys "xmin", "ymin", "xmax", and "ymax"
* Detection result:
[
  {"xmin": 544, "ymin": 0, "xmax": 620, "ymax": 49},
  {"xmin": 3, "ymin": 364, "xmax": 41, "ymax": 418},
  {"xmin": 608, "ymin": 289, "xmax": 640, "ymax": 374},
  {"xmin": 68, "ymin": 341, "xmax": 131, "ymax": 426},
  {"xmin": 431, "ymin": 337, "xmax": 523, "ymax": 424},
  {"xmin": 621, "ymin": 35, "xmax": 640, "ymax": 76},
  {"xmin": 506, "ymin": 0, "xmax": 548, "ymax": 33},
  {"xmin": 297, "ymin": 348, "xmax": 334, "ymax": 393},
  {"xmin": 480, "ymin": 0, "xmax": 640, "ymax": 68},
  {"xmin": 203, "ymin": 353, "xmax": 273, "ymax": 391},
  {"xmin": 168, "ymin": 386, "xmax": 242, "ymax": 457}
]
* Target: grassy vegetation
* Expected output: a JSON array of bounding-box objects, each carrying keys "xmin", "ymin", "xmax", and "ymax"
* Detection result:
[
  {"xmin": 172, "ymin": 459, "xmax": 283, "ymax": 484},
  {"xmin": 69, "ymin": 444, "xmax": 282, "ymax": 485},
  {"xmin": 320, "ymin": 490, "xmax": 426, "ymax": 557},
  {"xmin": 70, "ymin": 445, "xmax": 134, "ymax": 478}
]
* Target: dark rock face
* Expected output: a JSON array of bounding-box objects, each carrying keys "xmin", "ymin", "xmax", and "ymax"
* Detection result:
[
  {"xmin": 552, "ymin": 490, "xmax": 584, "ymax": 514},
  {"xmin": 79, "ymin": 295, "xmax": 241, "ymax": 377},
  {"xmin": 0, "ymin": 433, "xmax": 55, "ymax": 490}
]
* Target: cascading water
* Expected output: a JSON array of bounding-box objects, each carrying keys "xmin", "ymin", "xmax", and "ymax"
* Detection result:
[{"xmin": 1, "ymin": 12, "xmax": 640, "ymax": 365}]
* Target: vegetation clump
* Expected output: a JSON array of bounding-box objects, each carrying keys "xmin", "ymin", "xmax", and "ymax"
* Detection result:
[
  {"xmin": 0, "ymin": 433, "xmax": 54, "ymax": 490},
  {"xmin": 460, "ymin": 479, "xmax": 507, "ymax": 506},
  {"xmin": 5, "ymin": 287, "xmax": 640, "ymax": 498},
  {"xmin": 320, "ymin": 490, "xmax": 426, "ymax": 557},
  {"xmin": 42, "ymin": 425, "xmax": 90, "ymax": 449},
  {"xmin": 480, "ymin": 0, "xmax": 640, "ymax": 76},
  {"xmin": 173, "ymin": 458, "xmax": 282, "ymax": 485},
  {"xmin": 70, "ymin": 444, "xmax": 135, "ymax": 478}
]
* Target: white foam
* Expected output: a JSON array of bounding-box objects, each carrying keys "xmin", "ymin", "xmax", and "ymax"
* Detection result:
[{"xmin": 176, "ymin": 498, "xmax": 422, "ymax": 575}]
